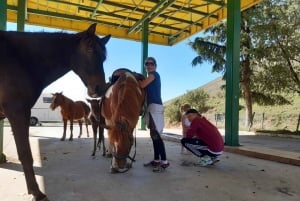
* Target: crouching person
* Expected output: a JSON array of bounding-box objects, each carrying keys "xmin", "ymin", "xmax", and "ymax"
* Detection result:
[{"xmin": 181, "ymin": 109, "xmax": 224, "ymax": 166}]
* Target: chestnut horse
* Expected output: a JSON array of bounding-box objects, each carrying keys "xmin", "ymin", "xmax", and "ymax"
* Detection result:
[
  {"xmin": 100, "ymin": 69, "xmax": 146, "ymax": 173},
  {"xmin": 50, "ymin": 92, "xmax": 90, "ymax": 141},
  {"xmin": 0, "ymin": 24, "xmax": 110, "ymax": 201}
]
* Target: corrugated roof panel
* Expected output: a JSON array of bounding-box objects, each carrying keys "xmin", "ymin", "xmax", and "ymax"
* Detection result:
[{"xmin": 6, "ymin": 0, "xmax": 262, "ymax": 46}]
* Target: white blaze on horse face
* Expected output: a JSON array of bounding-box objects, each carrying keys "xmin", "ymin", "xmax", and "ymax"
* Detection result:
[
  {"xmin": 111, "ymin": 141, "xmax": 119, "ymax": 169},
  {"xmin": 111, "ymin": 156, "xmax": 117, "ymax": 169},
  {"xmin": 114, "ymin": 141, "xmax": 118, "ymax": 155}
]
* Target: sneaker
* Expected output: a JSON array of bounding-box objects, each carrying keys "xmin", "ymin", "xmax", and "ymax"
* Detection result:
[
  {"xmin": 152, "ymin": 166, "xmax": 161, "ymax": 172},
  {"xmin": 144, "ymin": 160, "xmax": 161, "ymax": 167},
  {"xmin": 153, "ymin": 161, "xmax": 170, "ymax": 172},
  {"xmin": 210, "ymin": 157, "xmax": 220, "ymax": 165},
  {"xmin": 160, "ymin": 162, "xmax": 170, "ymax": 169},
  {"xmin": 197, "ymin": 155, "xmax": 213, "ymax": 167}
]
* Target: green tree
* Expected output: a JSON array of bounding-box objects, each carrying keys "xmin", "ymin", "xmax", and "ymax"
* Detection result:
[
  {"xmin": 164, "ymin": 99, "xmax": 181, "ymax": 124},
  {"xmin": 189, "ymin": 0, "xmax": 294, "ymax": 128},
  {"xmin": 251, "ymin": 0, "xmax": 300, "ymax": 94},
  {"xmin": 164, "ymin": 89, "xmax": 210, "ymax": 124},
  {"xmin": 181, "ymin": 90, "xmax": 210, "ymax": 113}
]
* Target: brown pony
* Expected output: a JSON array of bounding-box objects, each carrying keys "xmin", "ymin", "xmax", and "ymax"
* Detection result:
[
  {"xmin": 86, "ymin": 98, "xmax": 107, "ymax": 157},
  {"xmin": 50, "ymin": 92, "xmax": 90, "ymax": 141},
  {"xmin": 101, "ymin": 69, "xmax": 146, "ymax": 173},
  {"xmin": 0, "ymin": 24, "xmax": 110, "ymax": 201}
]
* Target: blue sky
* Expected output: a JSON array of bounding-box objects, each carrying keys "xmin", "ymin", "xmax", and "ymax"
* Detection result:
[{"xmin": 7, "ymin": 23, "xmax": 222, "ymax": 102}]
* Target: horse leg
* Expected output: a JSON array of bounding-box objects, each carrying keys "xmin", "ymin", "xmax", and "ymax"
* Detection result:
[
  {"xmin": 8, "ymin": 112, "xmax": 48, "ymax": 201},
  {"xmin": 77, "ymin": 119, "xmax": 82, "ymax": 138},
  {"xmin": 84, "ymin": 116, "xmax": 90, "ymax": 138},
  {"xmin": 69, "ymin": 119, "xmax": 74, "ymax": 141},
  {"xmin": 61, "ymin": 119, "xmax": 67, "ymax": 141},
  {"xmin": 99, "ymin": 126, "xmax": 106, "ymax": 156},
  {"xmin": 91, "ymin": 122, "xmax": 98, "ymax": 156}
]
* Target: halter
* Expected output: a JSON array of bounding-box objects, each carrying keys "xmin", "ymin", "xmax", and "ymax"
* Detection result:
[{"xmin": 110, "ymin": 128, "xmax": 137, "ymax": 173}]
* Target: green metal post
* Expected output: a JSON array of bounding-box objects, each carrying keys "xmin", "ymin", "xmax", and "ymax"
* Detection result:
[
  {"xmin": 0, "ymin": 0, "xmax": 7, "ymax": 30},
  {"xmin": 0, "ymin": 0, "xmax": 7, "ymax": 163},
  {"xmin": 139, "ymin": 19, "xmax": 149, "ymax": 130},
  {"xmin": 17, "ymin": 0, "xmax": 26, "ymax": 31},
  {"xmin": 224, "ymin": 0, "xmax": 241, "ymax": 146}
]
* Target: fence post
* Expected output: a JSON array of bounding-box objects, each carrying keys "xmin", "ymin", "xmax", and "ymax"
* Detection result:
[
  {"xmin": 296, "ymin": 113, "xmax": 300, "ymax": 133},
  {"xmin": 261, "ymin": 113, "xmax": 265, "ymax": 129}
]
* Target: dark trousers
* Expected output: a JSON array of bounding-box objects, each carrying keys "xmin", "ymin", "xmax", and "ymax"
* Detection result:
[
  {"xmin": 181, "ymin": 138, "xmax": 217, "ymax": 157},
  {"xmin": 148, "ymin": 114, "xmax": 167, "ymax": 161}
]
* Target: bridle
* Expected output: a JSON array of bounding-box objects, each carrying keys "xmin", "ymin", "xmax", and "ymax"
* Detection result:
[{"xmin": 111, "ymin": 127, "xmax": 137, "ymax": 173}]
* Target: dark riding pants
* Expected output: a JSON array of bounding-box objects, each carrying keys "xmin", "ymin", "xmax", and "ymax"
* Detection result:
[{"xmin": 148, "ymin": 114, "xmax": 166, "ymax": 161}]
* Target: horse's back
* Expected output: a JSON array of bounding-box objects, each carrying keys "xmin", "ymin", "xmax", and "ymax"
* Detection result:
[{"xmin": 74, "ymin": 101, "xmax": 90, "ymax": 117}]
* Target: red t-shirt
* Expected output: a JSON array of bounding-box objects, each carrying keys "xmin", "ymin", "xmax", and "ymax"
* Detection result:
[{"xmin": 186, "ymin": 116, "xmax": 224, "ymax": 152}]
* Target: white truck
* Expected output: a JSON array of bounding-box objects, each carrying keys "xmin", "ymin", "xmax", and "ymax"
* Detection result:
[{"xmin": 30, "ymin": 94, "xmax": 62, "ymax": 126}]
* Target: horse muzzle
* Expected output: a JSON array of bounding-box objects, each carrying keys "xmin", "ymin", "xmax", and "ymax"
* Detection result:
[{"xmin": 110, "ymin": 162, "xmax": 132, "ymax": 174}]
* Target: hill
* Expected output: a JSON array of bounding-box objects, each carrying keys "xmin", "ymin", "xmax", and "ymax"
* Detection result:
[
  {"xmin": 164, "ymin": 76, "xmax": 300, "ymax": 133},
  {"xmin": 195, "ymin": 76, "xmax": 225, "ymax": 97},
  {"xmin": 164, "ymin": 76, "xmax": 224, "ymax": 106}
]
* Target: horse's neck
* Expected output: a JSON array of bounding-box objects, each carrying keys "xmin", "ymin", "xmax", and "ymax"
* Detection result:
[
  {"xmin": 60, "ymin": 96, "xmax": 74, "ymax": 108},
  {"xmin": 8, "ymin": 32, "xmax": 77, "ymax": 89}
]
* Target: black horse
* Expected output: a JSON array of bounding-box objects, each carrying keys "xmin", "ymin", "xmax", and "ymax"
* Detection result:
[{"xmin": 0, "ymin": 23, "xmax": 110, "ymax": 201}]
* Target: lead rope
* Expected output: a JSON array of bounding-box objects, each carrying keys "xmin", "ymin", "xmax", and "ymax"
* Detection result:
[{"xmin": 127, "ymin": 127, "xmax": 137, "ymax": 162}]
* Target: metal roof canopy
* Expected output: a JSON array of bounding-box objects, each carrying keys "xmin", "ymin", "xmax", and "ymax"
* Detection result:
[
  {"xmin": 6, "ymin": 0, "xmax": 260, "ymax": 46},
  {"xmin": 0, "ymin": 0, "xmax": 262, "ymax": 158}
]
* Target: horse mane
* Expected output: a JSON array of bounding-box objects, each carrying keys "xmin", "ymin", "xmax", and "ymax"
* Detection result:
[{"xmin": 111, "ymin": 72, "xmax": 145, "ymax": 128}]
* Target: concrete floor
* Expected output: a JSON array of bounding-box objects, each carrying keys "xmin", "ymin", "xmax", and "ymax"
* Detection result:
[{"xmin": 1, "ymin": 125, "xmax": 300, "ymax": 201}]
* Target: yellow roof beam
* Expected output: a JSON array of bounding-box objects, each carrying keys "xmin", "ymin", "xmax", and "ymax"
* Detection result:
[{"xmin": 6, "ymin": 0, "xmax": 262, "ymax": 46}]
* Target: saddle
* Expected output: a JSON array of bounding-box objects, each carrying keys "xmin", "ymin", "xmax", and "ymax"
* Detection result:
[
  {"xmin": 109, "ymin": 68, "xmax": 145, "ymax": 85},
  {"xmin": 107, "ymin": 68, "xmax": 146, "ymax": 117}
]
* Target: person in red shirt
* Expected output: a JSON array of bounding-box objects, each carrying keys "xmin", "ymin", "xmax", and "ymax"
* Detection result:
[{"xmin": 181, "ymin": 108, "xmax": 224, "ymax": 166}]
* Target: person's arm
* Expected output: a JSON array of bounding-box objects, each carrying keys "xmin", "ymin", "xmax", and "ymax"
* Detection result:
[
  {"xmin": 181, "ymin": 115, "xmax": 186, "ymax": 135},
  {"xmin": 186, "ymin": 120, "xmax": 198, "ymax": 138},
  {"xmin": 139, "ymin": 73, "xmax": 155, "ymax": 88}
]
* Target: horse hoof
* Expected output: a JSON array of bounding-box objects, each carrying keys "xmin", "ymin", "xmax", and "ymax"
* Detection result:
[
  {"xmin": 33, "ymin": 195, "xmax": 50, "ymax": 201},
  {"xmin": 69, "ymin": 138, "xmax": 73, "ymax": 141},
  {"xmin": 60, "ymin": 138, "xmax": 65, "ymax": 141}
]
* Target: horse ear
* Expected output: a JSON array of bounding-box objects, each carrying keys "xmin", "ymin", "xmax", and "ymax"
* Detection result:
[
  {"xmin": 101, "ymin": 35, "xmax": 111, "ymax": 45},
  {"xmin": 87, "ymin": 23, "xmax": 97, "ymax": 35},
  {"xmin": 59, "ymin": 91, "xmax": 63, "ymax": 95}
]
